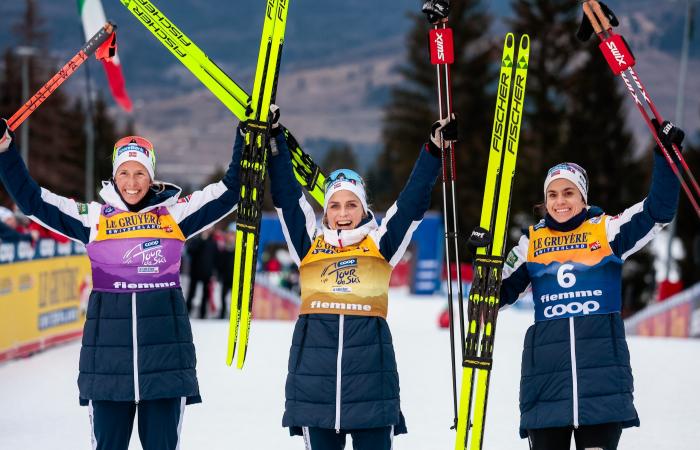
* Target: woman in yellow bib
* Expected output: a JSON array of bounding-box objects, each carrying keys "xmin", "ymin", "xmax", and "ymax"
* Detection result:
[
  {"xmin": 267, "ymin": 108, "xmax": 454, "ymax": 449},
  {"xmin": 499, "ymin": 120, "xmax": 686, "ymax": 450}
]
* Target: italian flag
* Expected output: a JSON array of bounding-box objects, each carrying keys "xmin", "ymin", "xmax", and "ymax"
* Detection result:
[{"xmin": 78, "ymin": 0, "xmax": 133, "ymax": 112}]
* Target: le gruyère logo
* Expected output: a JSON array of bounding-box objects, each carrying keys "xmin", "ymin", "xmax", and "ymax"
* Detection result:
[
  {"xmin": 123, "ymin": 239, "xmax": 166, "ymax": 271},
  {"xmin": 320, "ymin": 258, "xmax": 359, "ymax": 285},
  {"xmin": 106, "ymin": 213, "xmax": 162, "ymax": 235},
  {"xmin": 533, "ymin": 231, "xmax": 591, "ymax": 257}
]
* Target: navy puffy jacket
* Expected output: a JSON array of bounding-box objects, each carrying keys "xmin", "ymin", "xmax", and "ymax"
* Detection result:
[
  {"xmin": 268, "ymin": 128, "xmax": 440, "ymax": 434},
  {"xmin": 0, "ymin": 132, "xmax": 242, "ymax": 404},
  {"xmin": 501, "ymin": 152, "xmax": 680, "ymax": 437}
]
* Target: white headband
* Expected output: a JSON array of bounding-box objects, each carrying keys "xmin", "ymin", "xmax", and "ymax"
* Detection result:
[
  {"xmin": 544, "ymin": 163, "xmax": 588, "ymax": 203},
  {"xmin": 323, "ymin": 180, "xmax": 368, "ymax": 215}
]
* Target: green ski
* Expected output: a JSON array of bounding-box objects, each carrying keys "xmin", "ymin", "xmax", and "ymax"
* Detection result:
[
  {"xmin": 227, "ymin": 0, "xmax": 290, "ymax": 368},
  {"xmin": 454, "ymin": 33, "xmax": 530, "ymax": 450},
  {"xmin": 120, "ymin": 0, "xmax": 325, "ymax": 205}
]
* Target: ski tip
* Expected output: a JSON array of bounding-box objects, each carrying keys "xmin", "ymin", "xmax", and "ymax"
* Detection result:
[
  {"xmin": 519, "ymin": 34, "xmax": 530, "ymax": 51},
  {"xmin": 505, "ymin": 33, "xmax": 515, "ymax": 48}
]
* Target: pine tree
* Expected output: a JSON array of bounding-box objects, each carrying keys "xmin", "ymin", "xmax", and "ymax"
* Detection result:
[
  {"xmin": 0, "ymin": 0, "xmax": 85, "ymax": 201},
  {"xmin": 675, "ymin": 134, "xmax": 700, "ymax": 285},
  {"xmin": 508, "ymin": 0, "xmax": 584, "ymax": 224},
  {"xmin": 373, "ymin": 0, "xmax": 495, "ymax": 235},
  {"xmin": 0, "ymin": 0, "xmax": 124, "ymax": 206},
  {"xmin": 565, "ymin": 44, "xmax": 645, "ymax": 214},
  {"xmin": 510, "ymin": 0, "xmax": 654, "ymax": 311},
  {"xmin": 321, "ymin": 143, "xmax": 357, "ymax": 173}
]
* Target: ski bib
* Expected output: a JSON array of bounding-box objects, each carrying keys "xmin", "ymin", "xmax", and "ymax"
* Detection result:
[
  {"xmin": 299, "ymin": 235, "xmax": 392, "ymax": 318},
  {"xmin": 526, "ymin": 216, "xmax": 623, "ymax": 322},
  {"xmin": 86, "ymin": 205, "xmax": 186, "ymax": 292}
]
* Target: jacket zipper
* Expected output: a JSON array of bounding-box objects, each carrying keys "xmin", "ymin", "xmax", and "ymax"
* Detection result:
[
  {"xmin": 569, "ymin": 317, "xmax": 578, "ymax": 428},
  {"xmin": 335, "ymin": 314, "xmax": 345, "ymax": 432},
  {"xmin": 132, "ymin": 292, "xmax": 140, "ymax": 403}
]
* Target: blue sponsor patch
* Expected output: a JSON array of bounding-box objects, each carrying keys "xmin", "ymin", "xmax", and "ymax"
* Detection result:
[
  {"xmin": 143, "ymin": 239, "xmax": 161, "ymax": 249},
  {"xmin": 337, "ymin": 258, "xmax": 357, "ymax": 268}
]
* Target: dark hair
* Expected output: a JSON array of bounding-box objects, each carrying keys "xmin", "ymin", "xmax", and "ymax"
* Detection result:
[{"xmin": 533, "ymin": 202, "xmax": 547, "ymax": 219}]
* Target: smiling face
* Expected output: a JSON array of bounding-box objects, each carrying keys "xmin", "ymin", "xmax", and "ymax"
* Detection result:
[
  {"xmin": 114, "ymin": 160, "xmax": 152, "ymax": 205},
  {"xmin": 325, "ymin": 190, "xmax": 365, "ymax": 230},
  {"xmin": 545, "ymin": 178, "xmax": 586, "ymax": 223}
]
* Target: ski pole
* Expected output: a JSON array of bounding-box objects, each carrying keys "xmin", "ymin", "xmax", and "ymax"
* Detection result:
[
  {"xmin": 583, "ymin": 1, "xmax": 700, "ymax": 218},
  {"xmin": 423, "ymin": 0, "xmax": 463, "ymax": 429},
  {"xmin": 8, "ymin": 23, "xmax": 117, "ymax": 132}
]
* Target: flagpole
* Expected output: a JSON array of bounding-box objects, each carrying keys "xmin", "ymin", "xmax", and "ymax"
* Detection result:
[
  {"xmin": 83, "ymin": 36, "xmax": 96, "ymax": 203},
  {"xmin": 16, "ymin": 46, "xmax": 37, "ymax": 168},
  {"xmin": 664, "ymin": 0, "xmax": 695, "ymax": 285}
]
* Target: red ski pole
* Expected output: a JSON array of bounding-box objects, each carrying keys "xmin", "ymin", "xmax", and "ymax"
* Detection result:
[
  {"xmin": 8, "ymin": 22, "xmax": 117, "ymax": 132},
  {"xmin": 583, "ymin": 1, "xmax": 700, "ymax": 218}
]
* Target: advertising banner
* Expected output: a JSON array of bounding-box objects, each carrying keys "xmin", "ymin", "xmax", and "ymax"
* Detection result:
[{"xmin": 0, "ymin": 252, "xmax": 91, "ymax": 362}]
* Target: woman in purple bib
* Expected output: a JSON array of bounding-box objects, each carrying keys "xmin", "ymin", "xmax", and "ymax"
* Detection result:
[
  {"xmin": 0, "ymin": 118, "xmax": 244, "ymax": 450},
  {"xmin": 499, "ymin": 120, "xmax": 685, "ymax": 450}
]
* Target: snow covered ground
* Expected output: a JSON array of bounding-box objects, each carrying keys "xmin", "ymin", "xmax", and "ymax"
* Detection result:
[{"xmin": 1, "ymin": 289, "xmax": 699, "ymax": 449}]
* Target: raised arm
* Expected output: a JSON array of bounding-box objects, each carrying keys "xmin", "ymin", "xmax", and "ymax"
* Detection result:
[
  {"xmin": 607, "ymin": 122, "xmax": 683, "ymax": 260},
  {"xmin": 372, "ymin": 118, "xmax": 450, "ymax": 265},
  {"xmin": 268, "ymin": 125, "xmax": 316, "ymax": 266},
  {"xmin": 170, "ymin": 126, "xmax": 243, "ymax": 239},
  {"xmin": 0, "ymin": 120, "xmax": 92, "ymax": 244}
]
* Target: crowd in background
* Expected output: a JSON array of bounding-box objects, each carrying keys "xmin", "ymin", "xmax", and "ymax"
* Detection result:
[
  {"xmin": 182, "ymin": 223, "xmax": 299, "ymax": 319},
  {"xmin": 0, "ymin": 202, "xmax": 70, "ymax": 244}
]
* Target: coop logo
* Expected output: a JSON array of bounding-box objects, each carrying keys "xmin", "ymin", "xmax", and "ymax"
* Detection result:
[
  {"xmin": 544, "ymin": 300, "xmax": 601, "ymax": 318},
  {"xmin": 123, "ymin": 239, "xmax": 166, "ymax": 267},
  {"xmin": 606, "ymin": 40, "xmax": 627, "ymax": 67},
  {"xmin": 320, "ymin": 258, "xmax": 359, "ymax": 286}
]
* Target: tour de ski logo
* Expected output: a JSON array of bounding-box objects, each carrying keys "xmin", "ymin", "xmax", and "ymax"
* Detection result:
[
  {"xmin": 123, "ymin": 239, "xmax": 166, "ymax": 273},
  {"xmin": 320, "ymin": 258, "xmax": 359, "ymax": 286}
]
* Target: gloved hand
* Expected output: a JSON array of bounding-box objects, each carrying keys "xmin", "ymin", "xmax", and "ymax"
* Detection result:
[
  {"xmin": 422, "ymin": 0, "xmax": 450, "ymax": 24},
  {"xmin": 269, "ymin": 104, "xmax": 281, "ymax": 136},
  {"xmin": 0, "ymin": 119, "xmax": 11, "ymax": 153},
  {"xmin": 577, "ymin": 1, "xmax": 619, "ymax": 42},
  {"xmin": 466, "ymin": 226, "xmax": 492, "ymax": 257},
  {"xmin": 652, "ymin": 118, "xmax": 685, "ymax": 157},
  {"xmin": 428, "ymin": 114, "xmax": 458, "ymax": 157},
  {"xmin": 268, "ymin": 104, "xmax": 282, "ymax": 156}
]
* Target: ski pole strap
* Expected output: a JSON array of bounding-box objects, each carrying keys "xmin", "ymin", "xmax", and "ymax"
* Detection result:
[
  {"xmin": 590, "ymin": 0, "xmax": 613, "ymax": 31},
  {"xmin": 582, "ymin": 2, "xmax": 604, "ymax": 34},
  {"xmin": 463, "ymin": 355, "xmax": 492, "ymax": 370},
  {"xmin": 429, "ymin": 27, "xmax": 454, "ymax": 65}
]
